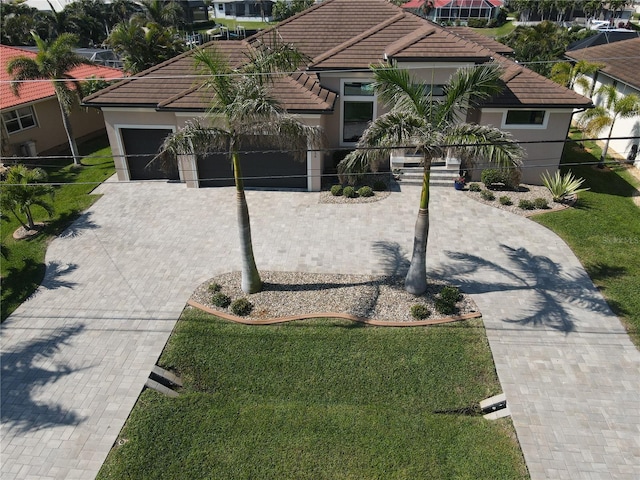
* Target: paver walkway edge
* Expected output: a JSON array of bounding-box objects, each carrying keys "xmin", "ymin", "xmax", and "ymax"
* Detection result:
[{"xmin": 1, "ymin": 181, "xmax": 639, "ymax": 479}]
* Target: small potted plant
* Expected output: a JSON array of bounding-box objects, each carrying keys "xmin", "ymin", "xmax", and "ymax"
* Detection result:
[{"xmin": 453, "ymin": 175, "xmax": 466, "ymax": 190}]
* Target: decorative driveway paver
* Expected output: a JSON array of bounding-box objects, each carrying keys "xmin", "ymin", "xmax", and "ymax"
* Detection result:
[{"xmin": 1, "ymin": 180, "xmax": 639, "ymax": 479}]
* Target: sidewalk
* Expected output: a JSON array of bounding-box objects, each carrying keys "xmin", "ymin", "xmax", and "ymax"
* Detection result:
[{"xmin": 1, "ymin": 181, "xmax": 639, "ymax": 479}]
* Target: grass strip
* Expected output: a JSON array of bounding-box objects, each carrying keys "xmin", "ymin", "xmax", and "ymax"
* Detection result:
[{"xmin": 98, "ymin": 311, "xmax": 528, "ymax": 479}]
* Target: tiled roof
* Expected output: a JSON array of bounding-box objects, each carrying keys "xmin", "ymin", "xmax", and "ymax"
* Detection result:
[
  {"xmin": 0, "ymin": 44, "xmax": 122, "ymax": 110},
  {"xmin": 447, "ymin": 27, "xmax": 514, "ymax": 56},
  {"xmin": 84, "ymin": 41, "xmax": 337, "ymax": 113},
  {"xmin": 84, "ymin": 0, "xmax": 589, "ymax": 110},
  {"xmin": 565, "ymin": 37, "xmax": 640, "ymax": 91}
]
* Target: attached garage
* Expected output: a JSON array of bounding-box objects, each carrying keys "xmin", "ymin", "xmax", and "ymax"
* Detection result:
[
  {"xmin": 120, "ymin": 128, "xmax": 179, "ymax": 181},
  {"xmin": 197, "ymin": 148, "xmax": 307, "ymax": 189}
]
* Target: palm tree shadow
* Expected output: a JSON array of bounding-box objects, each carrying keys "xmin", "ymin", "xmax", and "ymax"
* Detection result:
[
  {"xmin": 432, "ymin": 244, "xmax": 611, "ymax": 333},
  {"xmin": 58, "ymin": 211, "xmax": 100, "ymax": 239},
  {"xmin": 1, "ymin": 324, "xmax": 89, "ymax": 433}
]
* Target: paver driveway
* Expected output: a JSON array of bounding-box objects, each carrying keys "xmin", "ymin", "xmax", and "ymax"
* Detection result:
[{"xmin": 2, "ymin": 180, "xmax": 639, "ymax": 479}]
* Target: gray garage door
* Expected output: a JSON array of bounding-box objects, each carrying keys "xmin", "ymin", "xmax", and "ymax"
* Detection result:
[
  {"xmin": 121, "ymin": 128, "xmax": 179, "ymax": 181},
  {"xmin": 197, "ymin": 149, "xmax": 307, "ymax": 189}
]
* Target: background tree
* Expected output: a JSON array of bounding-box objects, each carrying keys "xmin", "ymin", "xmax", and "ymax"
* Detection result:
[
  {"xmin": 133, "ymin": 0, "xmax": 184, "ymax": 28},
  {"xmin": 272, "ymin": 0, "xmax": 313, "ymax": 21},
  {"xmin": 578, "ymin": 85, "xmax": 640, "ymax": 165},
  {"xmin": 339, "ymin": 63, "xmax": 522, "ymax": 295},
  {"xmin": 156, "ymin": 41, "xmax": 322, "ymax": 293},
  {"xmin": 7, "ymin": 32, "xmax": 91, "ymax": 166},
  {"xmin": 0, "ymin": 165, "xmax": 54, "ymax": 231},
  {"xmin": 107, "ymin": 18, "xmax": 186, "ymax": 74}
]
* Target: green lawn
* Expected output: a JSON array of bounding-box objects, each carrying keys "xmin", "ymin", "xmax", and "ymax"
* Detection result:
[
  {"xmin": 97, "ymin": 311, "xmax": 529, "ymax": 480},
  {"xmin": 0, "ymin": 136, "xmax": 115, "ymax": 321},
  {"xmin": 470, "ymin": 21, "xmax": 516, "ymax": 39},
  {"xmin": 534, "ymin": 135, "xmax": 640, "ymax": 346}
]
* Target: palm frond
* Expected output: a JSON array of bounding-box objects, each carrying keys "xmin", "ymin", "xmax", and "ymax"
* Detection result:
[
  {"xmin": 371, "ymin": 62, "xmax": 431, "ymax": 117},
  {"xmin": 438, "ymin": 63, "xmax": 503, "ymax": 125},
  {"xmin": 444, "ymin": 123, "xmax": 523, "ymax": 170},
  {"xmin": 243, "ymin": 30, "xmax": 309, "ymax": 84}
]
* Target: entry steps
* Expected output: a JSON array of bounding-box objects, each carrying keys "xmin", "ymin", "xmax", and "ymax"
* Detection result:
[{"xmin": 392, "ymin": 158, "xmax": 461, "ymax": 187}]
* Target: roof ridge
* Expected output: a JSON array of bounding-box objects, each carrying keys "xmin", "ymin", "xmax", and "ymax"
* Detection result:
[
  {"xmin": 384, "ymin": 24, "xmax": 435, "ymax": 58},
  {"xmin": 310, "ymin": 12, "xmax": 406, "ymax": 67},
  {"xmin": 249, "ymin": 0, "xmax": 338, "ymax": 42}
]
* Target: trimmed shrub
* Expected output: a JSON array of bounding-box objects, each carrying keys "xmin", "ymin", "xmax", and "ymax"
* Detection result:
[
  {"xmin": 518, "ymin": 199, "xmax": 534, "ymax": 210},
  {"xmin": 480, "ymin": 190, "xmax": 495, "ymax": 201},
  {"xmin": 482, "ymin": 168, "xmax": 519, "ymax": 189},
  {"xmin": 439, "ymin": 286, "xmax": 461, "ymax": 304},
  {"xmin": 230, "ymin": 298, "xmax": 253, "ymax": 316},
  {"xmin": 330, "ymin": 184, "xmax": 343, "ymax": 196},
  {"xmin": 533, "ymin": 197, "xmax": 549, "ymax": 209},
  {"xmin": 410, "ymin": 304, "xmax": 431, "ymax": 320},
  {"xmin": 499, "ymin": 195, "xmax": 512, "ymax": 205},
  {"xmin": 468, "ymin": 183, "xmax": 481, "ymax": 192},
  {"xmin": 357, "ymin": 186, "xmax": 374, "ymax": 197},
  {"xmin": 481, "ymin": 169, "xmax": 504, "ymax": 188},
  {"xmin": 343, "ymin": 186, "xmax": 357, "ymax": 198},
  {"xmin": 372, "ymin": 180, "xmax": 387, "ymax": 192},
  {"xmin": 211, "ymin": 292, "xmax": 231, "ymax": 308},
  {"xmin": 208, "ymin": 282, "xmax": 221, "ymax": 293},
  {"xmin": 468, "ymin": 18, "xmax": 488, "ymax": 28},
  {"xmin": 435, "ymin": 298, "xmax": 456, "ymax": 315}
]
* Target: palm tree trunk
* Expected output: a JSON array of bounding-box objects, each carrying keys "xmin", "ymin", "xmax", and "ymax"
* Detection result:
[
  {"xmin": 25, "ymin": 207, "xmax": 36, "ymax": 230},
  {"xmin": 404, "ymin": 158, "xmax": 431, "ymax": 295},
  {"xmin": 599, "ymin": 121, "xmax": 615, "ymax": 166},
  {"xmin": 232, "ymin": 150, "xmax": 262, "ymax": 294},
  {"xmin": 58, "ymin": 100, "xmax": 81, "ymax": 166}
]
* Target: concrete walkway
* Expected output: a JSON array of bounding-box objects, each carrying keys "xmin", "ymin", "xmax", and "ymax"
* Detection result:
[{"xmin": 1, "ymin": 180, "xmax": 639, "ymax": 479}]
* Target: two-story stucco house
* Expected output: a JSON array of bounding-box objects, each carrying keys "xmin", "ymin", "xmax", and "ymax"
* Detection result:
[{"xmin": 83, "ymin": 0, "xmax": 592, "ymax": 190}]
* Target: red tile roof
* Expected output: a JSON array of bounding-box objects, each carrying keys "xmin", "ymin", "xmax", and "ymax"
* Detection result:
[{"xmin": 1, "ymin": 44, "xmax": 123, "ymax": 110}]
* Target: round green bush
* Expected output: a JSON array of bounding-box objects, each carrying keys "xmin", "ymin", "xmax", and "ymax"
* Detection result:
[
  {"xmin": 435, "ymin": 298, "xmax": 456, "ymax": 315},
  {"xmin": 330, "ymin": 184, "xmax": 343, "ymax": 196},
  {"xmin": 372, "ymin": 180, "xmax": 387, "ymax": 192},
  {"xmin": 480, "ymin": 190, "xmax": 495, "ymax": 201},
  {"xmin": 439, "ymin": 286, "xmax": 461, "ymax": 304},
  {"xmin": 410, "ymin": 304, "xmax": 431, "ymax": 320},
  {"xmin": 468, "ymin": 183, "xmax": 481, "ymax": 192},
  {"xmin": 211, "ymin": 292, "xmax": 231, "ymax": 308},
  {"xmin": 518, "ymin": 199, "xmax": 534, "ymax": 210},
  {"xmin": 499, "ymin": 195, "xmax": 512, "ymax": 205},
  {"xmin": 343, "ymin": 186, "xmax": 356, "ymax": 198},
  {"xmin": 230, "ymin": 298, "xmax": 253, "ymax": 316},
  {"xmin": 481, "ymin": 169, "xmax": 503, "ymax": 188},
  {"xmin": 357, "ymin": 186, "xmax": 374, "ymax": 197},
  {"xmin": 208, "ymin": 282, "xmax": 221, "ymax": 293},
  {"xmin": 533, "ymin": 197, "xmax": 549, "ymax": 209}
]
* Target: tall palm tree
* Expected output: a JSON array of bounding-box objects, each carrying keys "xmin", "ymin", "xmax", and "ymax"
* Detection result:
[
  {"xmin": 339, "ymin": 63, "xmax": 523, "ymax": 295},
  {"xmin": 134, "ymin": 0, "xmax": 184, "ymax": 28},
  {"xmin": 578, "ymin": 84, "xmax": 640, "ymax": 166},
  {"xmin": 156, "ymin": 42, "xmax": 323, "ymax": 293},
  {"xmin": 0, "ymin": 165, "xmax": 54, "ymax": 231},
  {"xmin": 7, "ymin": 32, "xmax": 90, "ymax": 165}
]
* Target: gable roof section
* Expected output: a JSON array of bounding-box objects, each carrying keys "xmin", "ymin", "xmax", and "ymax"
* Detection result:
[
  {"xmin": 1, "ymin": 44, "xmax": 122, "ymax": 110},
  {"xmin": 565, "ymin": 37, "xmax": 640, "ymax": 91},
  {"xmin": 84, "ymin": 42, "xmax": 337, "ymax": 113}
]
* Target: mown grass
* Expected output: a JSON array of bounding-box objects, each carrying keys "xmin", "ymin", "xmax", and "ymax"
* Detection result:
[
  {"xmin": 0, "ymin": 136, "xmax": 114, "ymax": 321},
  {"xmin": 534, "ymin": 134, "xmax": 640, "ymax": 346},
  {"xmin": 97, "ymin": 310, "xmax": 529, "ymax": 480},
  {"xmin": 470, "ymin": 21, "xmax": 516, "ymax": 39}
]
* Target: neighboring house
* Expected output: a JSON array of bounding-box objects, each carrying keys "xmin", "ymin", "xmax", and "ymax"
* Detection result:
[
  {"xmin": 0, "ymin": 45, "xmax": 122, "ymax": 157},
  {"xmin": 565, "ymin": 37, "xmax": 640, "ymax": 167},
  {"xmin": 402, "ymin": 0, "xmax": 503, "ymax": 23},
  {"xmin": 567, "ymin": 30, "xmax": 640, "ymax": 52},
  {"xmin": 83, "ymin": 0, "xmax": 591, "ymax": 190},
  {"xmin": 210, "ymin": 0, "xmax": 274, "ymax": 21}
]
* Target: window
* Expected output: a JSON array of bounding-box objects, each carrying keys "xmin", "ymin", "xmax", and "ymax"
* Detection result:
[
  {"xmin": 505, "ymin": 110, "xmax": 545, "ymax": 125},
  {"xmin": 2, "ymin": 106, "xmax": 37, "ymax": 134},
  {"xmin": 341, "ymin": 81, "xmax": 375, "ymax": 144},
  {"xmin": 218, "ymin": 3, "xmax": 223, "ymax": 11}
]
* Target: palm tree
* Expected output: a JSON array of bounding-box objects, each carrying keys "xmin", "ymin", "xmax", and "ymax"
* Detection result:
[
  {"xmin": 7, "ymin": 32, "xmax": 90, "ymax": 166},
  {"xmin": 550, "ymin": 60, "xmax": 602, "ymax": 95},
  {"xmin": 0, "ymin": 165, "xmax": 54, "ymax": 231},
  {"xmin": 156, "ymin": 42, "xmax": 323, "ymax": 293},
  {"xmin": 134, "ymin": 0, "xmax": 184, "ymax": 28},
  {"xmin": 578, "ymin": 85, "xmax": 640, "ymax": 166},
  {"xmin": 107, "ymin": 18, "xmax": 186, "ymax": 74},
  {"xmin": 339, "ymin": 63, "xmax": 523, "ymax": 295}
]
